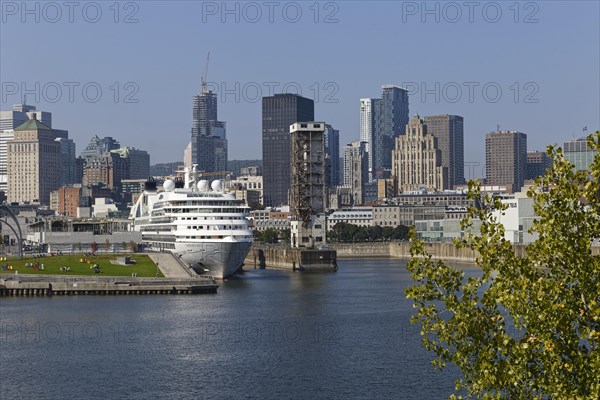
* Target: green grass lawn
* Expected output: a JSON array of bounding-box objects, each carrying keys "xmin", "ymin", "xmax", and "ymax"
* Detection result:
[{"xmin": 0, "ymin": 254, "xmax": 164, "ymax": 277}]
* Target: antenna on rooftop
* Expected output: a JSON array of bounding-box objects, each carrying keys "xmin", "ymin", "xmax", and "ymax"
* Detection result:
[{"xmin": 497, "ymin": 124, "xmax": 500, "ymax": 132}]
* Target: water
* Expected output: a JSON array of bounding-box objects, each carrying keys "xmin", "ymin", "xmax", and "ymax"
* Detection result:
[{"xmin": 0, "ymin": 259, "xmax": 477, "ymax": 399}]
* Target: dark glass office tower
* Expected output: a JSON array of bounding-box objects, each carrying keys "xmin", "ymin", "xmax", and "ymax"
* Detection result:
[
  {"xmin": 191, "ymin": 91, "xmax": 227, "ymax": 172},
  {"xmin": 424, "ymin": 114, "xmax": 465, "ymax": 188},
  {"xmin": 262, "ymin": 94, "xmax": 314, "ymax": 207},
  {"xmin": 372, "ymin": 85, "xmax": 409, "ymax": 179}
]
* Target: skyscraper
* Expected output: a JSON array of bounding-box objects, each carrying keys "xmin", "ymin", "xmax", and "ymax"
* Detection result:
[
  {"xmin": 324, "ymin": 124, "xmax": 340, "ymax": 187},
  {"xmin": 1, "ymin": 103, "xmax": 60, "ymax": 193},
  {"xmin": 485, "ymin": 130, "xmax": 527, "ymax": 192},
  {"xmin": 360, "ymin": 85, "xmax": 409, "ymax": 181},
  {"xmin": 55, "ymin": 137, "xmax": 77, "ymax": 186},
  {"xmin": 359, "ymin": 98, "xmax": 379, "ymax": 180},
  {"xmin": 262, "ymin": 93, "xmax": 314, "ymax": 206},
  {"xmin": 424, "ymin": 114, "xmax": 465, "ymax": 188},
  {"xmin": 392, "ymin": 115, "xmax": 447, "ymax": 193},
  {"xmin": 7, "ymin": 117, "xmax": 61, "ymax": 204},
  {"xmin": 191, "ymin": 91, "xmax": 227, "ymax": 172}
]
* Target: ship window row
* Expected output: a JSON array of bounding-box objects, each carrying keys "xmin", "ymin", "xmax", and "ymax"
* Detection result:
[
  {"xmin": 171, "ymin": 200, "xmax": 238, "ymax": 206},
  {"xmin": 184, "ymin": 235, "xmax": 228, "ymax": 239},
  {"xmin": 187, "ymin": 225, "xmax": 247, "ymax": 230},
  {"xmin": 141, "ymin": 226, "xmax": 172, "ymax": 232},
  {"xmin": 141, "ymin": 235, "xmax": 176, "ymax": 242},
  {"xmin": 180, "ymin": 216, "xmax": 245, "ymax": 220},
  {"xmin": 164, "ymin": 208, "xmax": 242, "ymax": 214}
]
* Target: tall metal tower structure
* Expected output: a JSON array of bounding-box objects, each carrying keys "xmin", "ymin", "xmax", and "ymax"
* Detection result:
[{"xmin": 290, "ymin": 122, "xmax": 327, "ymax": 248}]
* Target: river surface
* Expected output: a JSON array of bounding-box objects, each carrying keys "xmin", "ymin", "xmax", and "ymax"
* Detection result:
[{"xmin": 0, "ymin": 258, "xmax": 479, "ymax": 399}]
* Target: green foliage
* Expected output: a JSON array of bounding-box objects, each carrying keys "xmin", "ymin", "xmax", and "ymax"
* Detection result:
[
  {"xmin": 249, "ymin": 201, "xmax": 265, "ymax": 211},
  {"xmin": 328, "ymin": 222, "xmax": 409, "ymax": 242},
  {"xmin": 405, "ymin": 132, "xmax": 600, "ymax": 399},
  {"xmin": 254, "ymin": 228, "xmax": 280, "ymax": 243}
]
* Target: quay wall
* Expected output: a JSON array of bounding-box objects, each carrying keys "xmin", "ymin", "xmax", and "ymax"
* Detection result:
[
  {"xmin": 248, "ymin": 242, "xmax": 600, "ymax": 266},
  {"xmin": 244, "ymin": 244, "xmax": 337, "ymax": 272}
]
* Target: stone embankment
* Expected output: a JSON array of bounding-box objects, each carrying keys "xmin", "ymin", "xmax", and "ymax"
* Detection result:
[
  {"xmin": 330, "ymin": 242, "xmax": 600, "ymax": 263},
  {"xmin": 247, "ymin": 242, "xmax": 600, "ymax": 267}
]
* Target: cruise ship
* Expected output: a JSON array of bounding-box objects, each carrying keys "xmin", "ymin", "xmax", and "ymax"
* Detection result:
[{"xmin": 129, "ymin": 168, "xmax": 253, "ymax": 279}]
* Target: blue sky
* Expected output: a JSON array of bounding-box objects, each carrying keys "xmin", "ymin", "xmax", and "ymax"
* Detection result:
[{"xmin": 1, "ymin": 1, "xmax": 599, "ymax": 178}]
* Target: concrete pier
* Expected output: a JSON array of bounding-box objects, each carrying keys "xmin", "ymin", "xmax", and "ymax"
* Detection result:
[
  {"xmin": 244, "ymin": 244, "xmax": 337, "ymax": 272},
  {"xmin": 0, "ymin": 275, "xmax": 218, "ymax": 297}
]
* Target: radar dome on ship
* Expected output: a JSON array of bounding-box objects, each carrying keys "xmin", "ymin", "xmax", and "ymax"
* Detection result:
[
  {"xmin": 163, "ymin": 179, "xmax": 176, "ymax": 192},
  {"xmin": 197, "ymin": 180, "xmax": 209, "ymax": 191},
  {"xmin": 211, "ymin": 180, "xmax": 222, "ymax": 192}
]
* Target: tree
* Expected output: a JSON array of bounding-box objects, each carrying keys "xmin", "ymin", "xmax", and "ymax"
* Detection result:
[
  {"xmin": 259, "ymin": 228, "xmax": 279, "ymax": 244},
  {"xmin": 279, "ymin": 228, "xmax": 291, "ymax": 243},
  {"xmin": 405, "ymin": 132, "xmax": 600, "ymax": 399},
  {"xmin": 104, "ymin": 239, "xmax": 110, "ymax": 252},
  {"xmin": 249, "ymin": 201, "xmax": 265, "ymax": 211},
  {"xmin": 128, "ymin": 241, "xmax": 137, "ymax": 252}
]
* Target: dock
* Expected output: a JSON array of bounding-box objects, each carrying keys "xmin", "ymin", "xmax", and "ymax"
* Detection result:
[{"xmin": 0, "ymin": 275, "xmax": 218, "ymax": 296}]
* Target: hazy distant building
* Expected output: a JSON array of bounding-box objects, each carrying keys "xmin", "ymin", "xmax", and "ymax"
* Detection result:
[
  {"xmin": 564, "ymin": 137, "xmax": 597, "ymax": 172},
  {"xmin": 324, "ymin": 124, "xmax": 340, "ymax": 187},
  {"xmin": 0, "ymin": 103, "xmax": 51, "ymax": 131},
  {"xmin": 83, "ymin": 152, "xmax": 129, "ymax": 191},
  {"xmin": 392, "ymin": 115, "xmax": 447, "ymax": 193},
  {"xmin": 485, "ymin": 130, "xmax": 527, "ymax": 192},
  {"xmin": 424, "ymin": 115, "xmax": 464, "ymax": 188},
  {"xmin": 191, "ymin": 91, "xmax": 227, "ymax": 172},
  {"xmin": 359, "ymin": 98, "xmax": 379, "ymax": 181},
  {"xmin": 7, "ymin": 118, "xmax": 61, "ymax": 204},
  {"xmin": 55, "ymin": 137, "xmax": 77, "ymax": 186},
  {"xmin": 526, "ymin": 151, "xmax": 552, "ymax": 180},
  {"xmin": 80, "ymin": 135, "xmax": 120, "ymax": 159},
  {"xmin": 111, "ymin": 147, "xmax": 150, "ymax": 179},
  {"xmin": 360, "ymin": 86, "xmax": 409, "ymax": 181},
  {"xmin": 343, "ymin": 141, "xmax": 369, "ymax": 206},
  {"xmin": 0, "ymin": 130, "xmax": 14, "ymax": 193},
  {"xmin": 262, "ymin": 94, "xmax": 314, "ymax": 206}
]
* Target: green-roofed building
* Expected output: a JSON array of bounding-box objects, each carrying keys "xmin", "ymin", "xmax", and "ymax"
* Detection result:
[{"xmin": 7, "ymin": 116, "xmax": 61, "ymax": 204}]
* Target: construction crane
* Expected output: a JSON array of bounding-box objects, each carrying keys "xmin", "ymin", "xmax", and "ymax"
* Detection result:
[{"xmin": 201, "ymin": 51, "xmax": 210, "ymax": 95}]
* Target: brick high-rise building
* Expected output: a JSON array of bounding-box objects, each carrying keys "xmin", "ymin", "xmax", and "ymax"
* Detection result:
[
  {"xmin": 83, "ymin": 152, "xmax": 129, "ymax": 191},
  {"xmin": 423, "ymin": 114, "xmax": 464, "ymax": 188},
  {"xmin": 485, "ymin": 130, "xmax": 527, "ymax": 192}
]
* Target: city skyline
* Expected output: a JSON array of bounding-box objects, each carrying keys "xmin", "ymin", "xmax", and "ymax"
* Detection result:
[{"xmin": 1, "ymin": 2, "xmax": 598, "ymax": 175}]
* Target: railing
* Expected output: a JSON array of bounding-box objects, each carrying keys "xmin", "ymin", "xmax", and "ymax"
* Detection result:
[{"xmin": 1, "ymin": 274, "xmax": 216, "ymax": 286}]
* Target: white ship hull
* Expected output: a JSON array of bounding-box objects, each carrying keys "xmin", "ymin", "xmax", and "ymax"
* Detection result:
[{"xmin": 174, "ymin": 239, "xmax": 252, "ymax": 279}]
